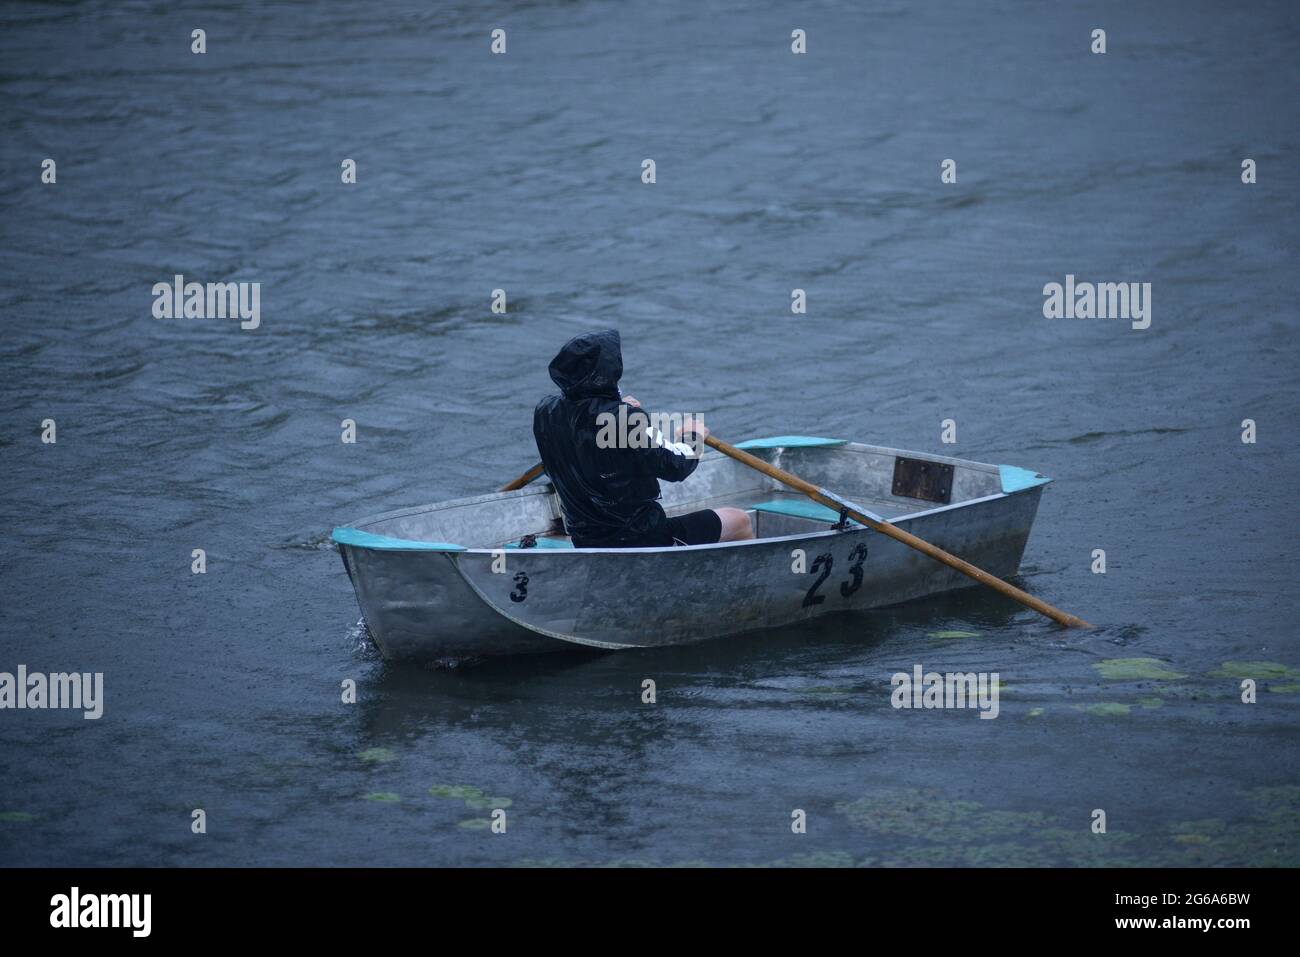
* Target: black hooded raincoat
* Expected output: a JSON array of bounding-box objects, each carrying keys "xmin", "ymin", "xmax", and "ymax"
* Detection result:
[{"xmin": 532, "ymin": 330, "xmax": 699, "ymax": 547}]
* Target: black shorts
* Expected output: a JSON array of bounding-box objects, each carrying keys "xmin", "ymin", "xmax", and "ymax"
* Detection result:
[
  {"xmin": 573, "ymin": 509, "xmax": 722, "ymax": 549},
  {"xmin": 662, "ymin": 508, "xmax": 724, "ymax": 547}
]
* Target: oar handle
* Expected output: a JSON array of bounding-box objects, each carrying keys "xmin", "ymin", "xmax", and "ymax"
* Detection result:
[
  {"xmin": 501, "ymin": 462, "xmax": 545, "ymax": 492},
  {"xmin": 702, "ymin": 434, "xmax": 1092, "ymax": 629}
]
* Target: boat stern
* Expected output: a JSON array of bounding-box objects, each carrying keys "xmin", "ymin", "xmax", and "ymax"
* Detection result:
[{"xmin": 333, "ymin": 528, "xmax": 560, "ymax": 661}]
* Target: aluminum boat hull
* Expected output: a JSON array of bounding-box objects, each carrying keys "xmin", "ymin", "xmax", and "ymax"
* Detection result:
[{"xmin": 332, "ymin": 438, "xmax": 1052, "ymax": 661}]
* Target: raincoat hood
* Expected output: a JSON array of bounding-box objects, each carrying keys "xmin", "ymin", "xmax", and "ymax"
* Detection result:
[{"xmin": 547, "ymin": 329, "xmax": 623, "ymax": 400}]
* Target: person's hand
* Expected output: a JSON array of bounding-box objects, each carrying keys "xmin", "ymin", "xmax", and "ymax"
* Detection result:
[
  {"xmin": 621, "ymin": 395, "xmax": 641, "ymax": 408},
  {"xmin": 679, "ymin": 416, "xmax": 709, "ymax": 440}
]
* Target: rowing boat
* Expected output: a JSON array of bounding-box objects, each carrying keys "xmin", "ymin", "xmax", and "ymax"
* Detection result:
[{"xmin": 332, "ymin": 436, "xmax": 1052, "ymax": 662}]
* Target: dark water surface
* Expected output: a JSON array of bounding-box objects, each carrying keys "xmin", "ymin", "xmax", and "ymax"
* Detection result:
[{"xmin": 2, "ymin": 0, "xmax": 1298, "ymax": 866}]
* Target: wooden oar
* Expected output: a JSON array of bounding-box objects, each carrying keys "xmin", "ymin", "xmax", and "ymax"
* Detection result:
[
  {"xmin": 701, "ymin": 434, "xmax": 1091, "ymax": 628},
  {"xmin": 501, "ymin": 462, "xmax": 545, "ymax": 492}
]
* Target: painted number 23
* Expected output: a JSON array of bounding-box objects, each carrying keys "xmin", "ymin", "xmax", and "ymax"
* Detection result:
[{"xmin": 802, "ymin": 543, "xmax": 868, "ymax": 608}]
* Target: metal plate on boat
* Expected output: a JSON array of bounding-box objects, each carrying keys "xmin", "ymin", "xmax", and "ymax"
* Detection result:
[{"xmin": 891, "ymin": 456, "xmax": 953, "ymax": 504}]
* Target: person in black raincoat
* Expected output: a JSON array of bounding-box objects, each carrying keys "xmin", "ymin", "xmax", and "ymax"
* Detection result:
[{"xmin": 533, "ymin": 329, "xmax": 754, "ymax": 548}]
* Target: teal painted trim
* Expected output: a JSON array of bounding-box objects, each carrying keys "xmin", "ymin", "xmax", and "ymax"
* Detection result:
[
  {"xmin": 750, "ymin": 499, "xmax": 861, "ymax": 525},
  {"xmin": 504, "ymin": 537, "xmax": 574, "ymax": 549},
  {"xmin": 331, "ymin": 527, "xmax": 466, "ymax": 551},
  {"xmin": 734, "ymin": 435, "xmax": 847, "ymax": 450},
  {"xmin": 998, "ymin": 465, "xmax": 1052, "ymax": 494}
]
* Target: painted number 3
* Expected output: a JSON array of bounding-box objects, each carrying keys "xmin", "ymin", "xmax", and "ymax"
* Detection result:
[{"xmin": 802, "ymin": 543, "xmax": 868, "ymax": 608}]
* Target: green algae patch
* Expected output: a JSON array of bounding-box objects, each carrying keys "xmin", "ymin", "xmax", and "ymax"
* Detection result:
[
  {"xmin": 1027, "ymin": 707, "xmax": 1044, "ymax": 717},
  {"xmin": 430, "ymin": 785, "xmax": 511, "ymax": 811},
  {"xmin": 357, "ymin": 747, "xmax": 396, "ymax": 764},
  {"xmin": 1211, "ymin": 661, "xmax": 1300, "ymax": 680},
  {"xmin": 465, "ymin": 795, "xmax": 513, "ymax": 810},
  {"xmin": 363, "ymin": 792, "xmax": 400, "ymax": 803},
  {"xmin": 834, "ymin": 788, "xmax": 1132, "ymax": 867},
  {"xmin": 519, "ymin": 786, "xmax": 1300, "ymax": 868},
  {"xmin": 929, "ymin": 631, "xmax": 981, "ymax": 639},
  {"xmin": 767, "ymin": 850, "xmax": 859, "ymax": 868},
  {"xmin": 429, "ymin": 784, "xmax": 483, "ymax": 800},
  {"xmin": 1269, "ymin": 684, "xmax": 1300, "ymax": 694},
  {"xmin": 836, "ymin": 789, "xmax": 1052, "ymax": 840},
  {"xmin": 1138, "ymin": 697, "xmax": 1164, "ymax": 709},
  {"xmin": 514, "ymin": 857, "xmax": 710, "ymax": 868},
  {"xmin": 1081, "ymin": 702, "xmax": 1132, "ymax": 716},
  {"xmin": 514, "ymin": 858, "xmax": 574, "ymax": 868},
  {"xmin": 1169, "ymin": 787, "xmax": 1300, "ymax": 867},
  {"xmin": 0, "ymin": 811, "xmax": 36, "ymax": 823},
  {"xmin": 1093, "ymin": 658, "xmax": 1185, "ymax": 681},
  {"xmin": 457, "ymin": 818, "xmax": 492, "ymax": 830}
]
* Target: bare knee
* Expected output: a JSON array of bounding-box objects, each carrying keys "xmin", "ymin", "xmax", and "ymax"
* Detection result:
[{"xmin": 716, "ymin": 507, "xmax": 754, "ymax": 542}]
